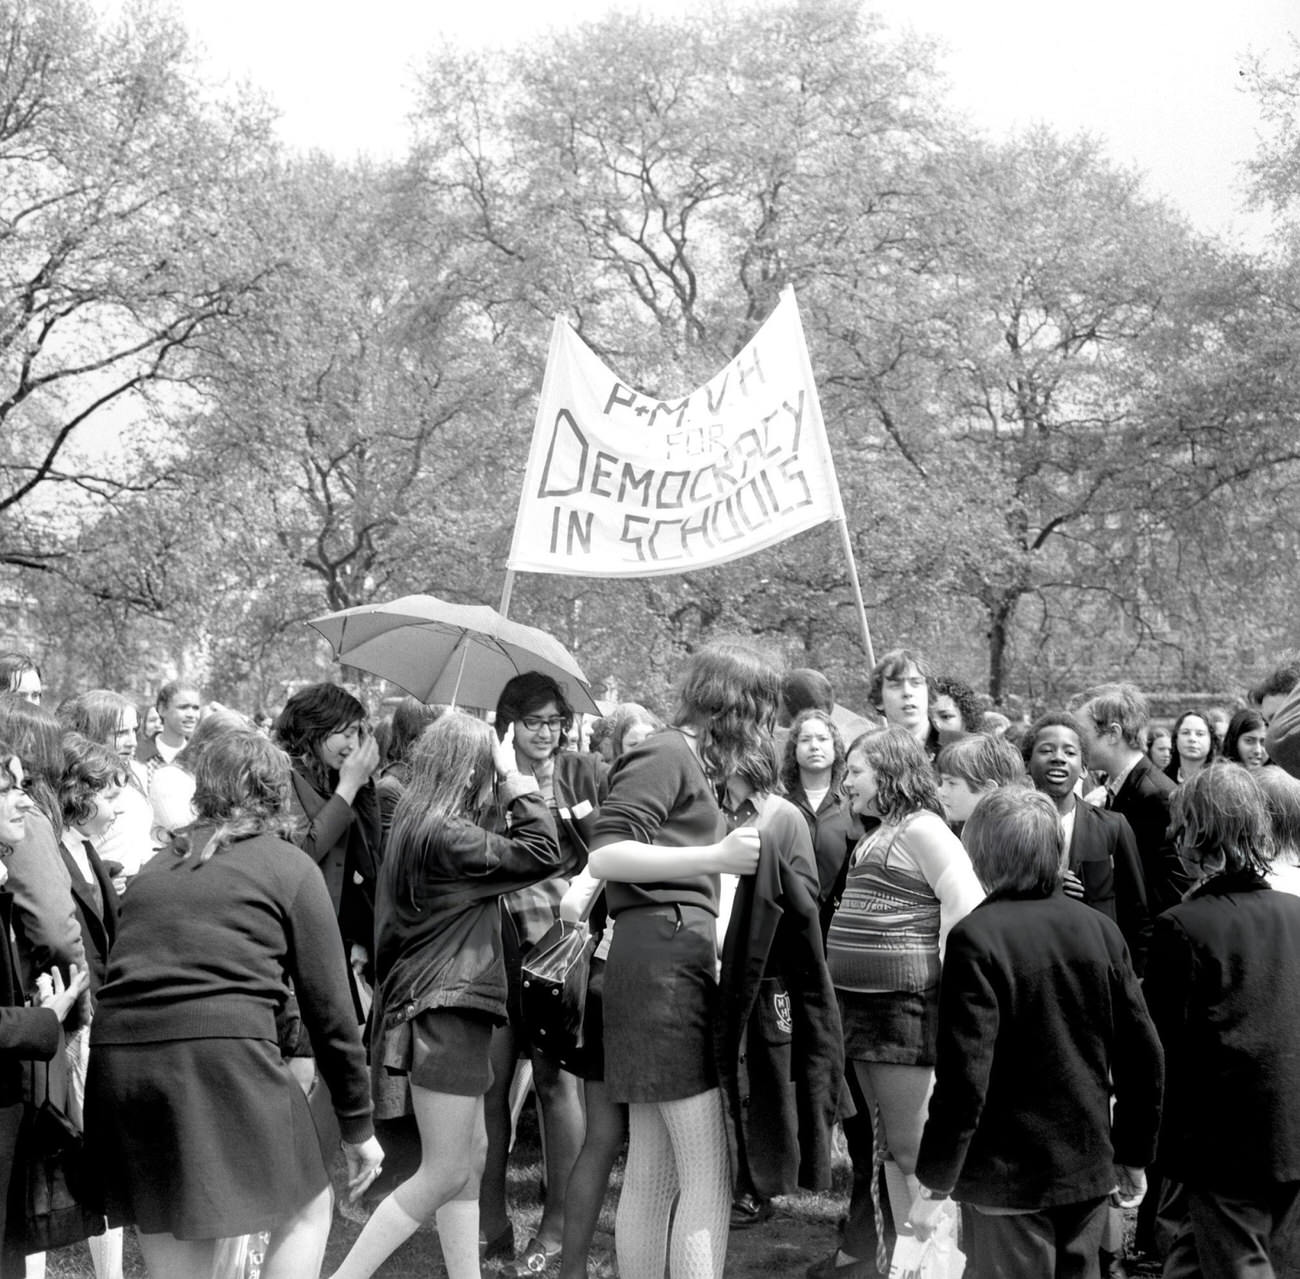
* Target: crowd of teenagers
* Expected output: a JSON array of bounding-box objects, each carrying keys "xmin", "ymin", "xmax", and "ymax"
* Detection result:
[{"xmin": 0, "ymin": 646, "xmax": 1297, "ymax": 1279}]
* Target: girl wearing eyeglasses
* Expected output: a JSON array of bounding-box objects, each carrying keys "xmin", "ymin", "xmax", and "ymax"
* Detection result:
[{"xmin": 479, "ymin": 672, "xmax": 605, "ymax": 1277}]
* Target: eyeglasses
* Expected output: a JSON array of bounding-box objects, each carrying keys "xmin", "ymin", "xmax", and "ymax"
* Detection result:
[{"xmin": 519, "ymin": 716, "xmax": 566, "ymax": 733}]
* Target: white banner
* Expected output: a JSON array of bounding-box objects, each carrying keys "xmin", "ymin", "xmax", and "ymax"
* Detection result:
[{"xmin": 506, "ymin": 288, "xmax": 846, "ymax": 578}]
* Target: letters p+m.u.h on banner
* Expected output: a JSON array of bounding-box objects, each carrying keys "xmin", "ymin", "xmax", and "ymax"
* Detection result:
[{"xmin": 506, "ymin": 290, "xmax": 846, "ymax": 579}]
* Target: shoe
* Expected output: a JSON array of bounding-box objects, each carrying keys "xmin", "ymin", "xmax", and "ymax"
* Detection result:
[
  {"xmin": 805, "ymin": 1249, "xmax": 882, "ymax": 1279},
  {"xmin": 1100, "ymin": 1251, "xmax": 1129, "ymax": 1279},
  {"xmin": 730, "ymin": 1191, "xmax": 774, "ymax": 1229},
  {"xmin": 504, "ymin": 1237, "xmax": 561, "ymax": 1276},
  {"xmin": 480, "ymin": 1223, "xmax": 515, "ymax": 1262}
]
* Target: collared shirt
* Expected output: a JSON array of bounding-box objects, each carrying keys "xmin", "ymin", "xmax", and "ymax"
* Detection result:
[{"xmin": 1105, "ymin": 754, "xmax": 1142, "ymax": 804}]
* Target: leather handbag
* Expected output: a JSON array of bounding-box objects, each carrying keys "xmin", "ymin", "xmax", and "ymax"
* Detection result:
[
  {"xmin": 17, "ymin": 1061, "xmax": 104, "ymax": 1253},
  {"xmin": 520, "ymin": 919, "xmax": 597, "ymax": 1058}
]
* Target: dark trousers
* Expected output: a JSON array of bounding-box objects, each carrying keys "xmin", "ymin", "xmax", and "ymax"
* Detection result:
[
  {"xmin": 965, "ymin": 1196, "xmax": 1108, "ymax": 1279},
  {"xmin": 1162, "ymin": 1180, "xmax": 1300, "ymax": 1279}
]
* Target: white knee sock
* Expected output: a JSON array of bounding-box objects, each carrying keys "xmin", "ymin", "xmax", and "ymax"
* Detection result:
[
  {"xmin": 328, "ymin": 1195, "xmax": 423, "ymax": 1279},
  {"xmin": 436, "ymin": 1200, "xmax": 481, "ymax": 1279}
]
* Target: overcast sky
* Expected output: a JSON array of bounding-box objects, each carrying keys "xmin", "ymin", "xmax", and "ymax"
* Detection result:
[{"xmin": 166, "ymin": 0, "xmax": 1295, "ymax": 248}]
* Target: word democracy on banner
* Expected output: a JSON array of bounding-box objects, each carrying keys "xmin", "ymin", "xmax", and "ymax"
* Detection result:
[{"xmin": 507, "ymin": 291, "xmax": 844, "ymax": 578}]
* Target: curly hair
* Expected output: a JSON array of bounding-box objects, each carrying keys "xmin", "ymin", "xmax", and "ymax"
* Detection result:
[
  {"xmin": 931, "ymin": 676, "xmax": 982, "ymax": 734},
  {"xmin": 59, "ymin": 733, "xmax": 128, "ymax": 832},
  {"xmin": 780, "ymin": 709, "xmax": 846, "ymax": 793},
  {"xmin": 848, "ymin": 726, "xmax": 943, "ymax": 823},
  {"xmin": 1169, "ymin": 762, "xmax": 1272, "ymax": 879},
  {"xmin": 181, "ymin": 731, "xmax": 298, "ymax": 861},
  {"xmin": 1021, "ymin": 712, "xmax": 1086, "ymax": 763},
  {"xmin": 494, "ymin": 673, "xmax": 574, "ymax": 755},
  {"xmin": 675, "ymin": 642, "xmax": 781, "ymax": 785}
]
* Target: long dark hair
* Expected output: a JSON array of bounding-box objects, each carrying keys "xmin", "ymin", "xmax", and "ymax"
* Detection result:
[
  {"xmin": 0, "ymin": 694, "xmax": 63, "ymax": 829},
  {"xmin": 1167, "ymin": 709, "xmax": 1219, "ymax": 780},
  {"xmin": 1222, "ymin": 708, "xmax": 1267, "ymax": 767},
  {"xmin": 675, "ymin": 642, "xmax": 781, "ymax": 784},
  {"xmin": 387, "ymin": 713, "xmax": 495, "ymax": 904}
]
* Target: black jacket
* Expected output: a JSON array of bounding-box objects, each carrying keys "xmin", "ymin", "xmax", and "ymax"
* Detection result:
[
  {"xmin": 918, "ymin": 891, "xmax": 1163, "ymax": 1208},
  {"xmin": 0, "ymin": 892, "xmax": 59, "ymax": 1107},
  {"xmin": 58, "ymin": 838, "xmax": 119, "ymax": 995},
  {"xmin": 715, "ymin": 813, "xmax": 844, "ymax": 1196},
  {"xmin": 1144, "ymin": 872, "xmax": 1300, "ymax": 1191},
  {"xmin": 1068, "ymin": 799, "xmax": 1151, "ymax": 974},
  {"xmin": 1111, "ymin": 756, "xmax": 1194, "ymax": 912}
]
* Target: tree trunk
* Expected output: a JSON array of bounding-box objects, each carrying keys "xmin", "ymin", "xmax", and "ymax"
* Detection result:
[{"xmin": 986, "ymin": 594, "xmax": 1018, "ymax": 704}]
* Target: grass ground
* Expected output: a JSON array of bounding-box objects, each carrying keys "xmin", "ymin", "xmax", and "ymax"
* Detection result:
[{"xmin": 41, "ymin": 1103, "xmax": 844, "ymax": 1278}]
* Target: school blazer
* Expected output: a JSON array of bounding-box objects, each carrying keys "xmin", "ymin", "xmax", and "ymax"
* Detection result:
[
  {"xmin": 715, "ymin": 828, "xmax": 844, "ymax": 1197},
  {"xmin": 1110, "ymin": 756, "xmax": 1193, "ymax": 913},
  {"xmin": 1068, "ymin": 799, "xmax": 1152, "ymax": 974}
]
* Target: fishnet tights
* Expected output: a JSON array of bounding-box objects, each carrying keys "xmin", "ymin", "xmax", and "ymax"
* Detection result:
[{"xmin": 615, "ymin": 1089, "xmax": 730, "ymax": 1279}]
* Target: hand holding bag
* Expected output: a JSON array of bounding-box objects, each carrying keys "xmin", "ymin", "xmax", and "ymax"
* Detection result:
[
  {"xmin": 520, "ymin": 918, "xmax": 597, "ymax": 1058},
  {"xmin": 888, "ymin": 1200, "xmax": 965, "ymax": 1279}
]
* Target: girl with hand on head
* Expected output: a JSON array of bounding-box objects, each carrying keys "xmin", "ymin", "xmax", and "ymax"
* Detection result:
[
  {"xmin": 275, "ymin": 683, "xmax": 382, "ymax": 1018},
  {"xmin": 329, "ymin": 714, "xmax": 562, "ymax": 1279},
  {"xmin": 480, "ymin": 673, "xmax": 604, "ymax": 1277}
]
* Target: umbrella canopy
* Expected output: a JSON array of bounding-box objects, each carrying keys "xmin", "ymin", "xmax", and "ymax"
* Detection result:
[{"xmin": 307, "ymin": 594, "xmax": 600, "ymax": 715}]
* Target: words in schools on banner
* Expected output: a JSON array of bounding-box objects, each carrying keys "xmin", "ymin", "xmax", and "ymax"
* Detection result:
[{"xmin": 506, "ymin": 291, "xmax": 845, "ymax": 578}]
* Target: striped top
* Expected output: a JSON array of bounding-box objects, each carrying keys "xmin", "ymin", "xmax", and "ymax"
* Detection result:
[{"xmin": 826, "ymin": 810, "xmax": 981, "ymax": 995}]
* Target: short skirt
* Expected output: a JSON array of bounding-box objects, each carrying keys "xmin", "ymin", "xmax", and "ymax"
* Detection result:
[
  {"xmin": 838, "ymin": 987, "xmax": 939, "ymax": 1067},
  {"xmin": 602, "ymin": 904, "xmax": 718, "ymax": 1104},
  {"xmin": 85, "ymin": 1037, "xmax": 328, "ymax": 1239},
  {"xmin": 409, "ymin": 1008, "xmax": 496, "ymax": 1097}
]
